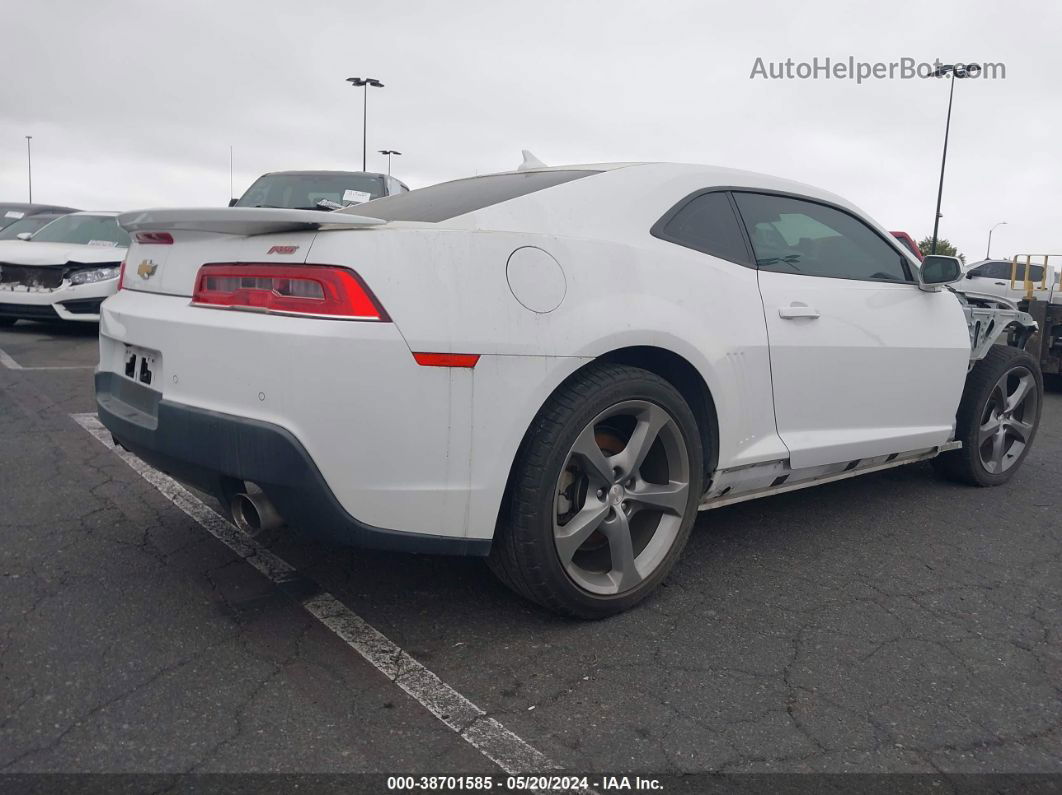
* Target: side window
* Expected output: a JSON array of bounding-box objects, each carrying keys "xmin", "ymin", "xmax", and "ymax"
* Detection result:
[
  {"xmin": 652, "ymin": 191, "xmax": 751, "ymax": 264},
  {"xmin": 1022, "ymin": 263, "xmax": 1044, "ymax": 281},
  {"xmin": 733, "ymin": 192, "xmax": 911, "ymax": 282},
  {"xmin": 973, "ymin": 261, "xmax": 1033, "ymax": 280},
  {"xmin": 982, "ymin": 262, "xmax": 1005, "ymax": 279}
]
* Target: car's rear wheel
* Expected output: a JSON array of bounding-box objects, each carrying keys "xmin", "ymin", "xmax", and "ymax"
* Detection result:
[
  {"xmin": 490, "ymin": 363, "xmax": 704, "ymax": 618},
  {"xmin": 933, "ymin": 346, "xmax": 1043, "ymax": 486}
]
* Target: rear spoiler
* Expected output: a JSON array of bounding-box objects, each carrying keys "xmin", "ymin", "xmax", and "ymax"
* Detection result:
[{"xmin": 117, "ymin": 207, "xmax": 385, "ymax": 236}]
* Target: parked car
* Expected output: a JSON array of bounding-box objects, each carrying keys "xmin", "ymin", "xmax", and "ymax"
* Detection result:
[
  {"xmin": 964, "ymin": 258, "xmax": 1059, "ymax": 305},
  {"xmin": 230, "ymin": 170, "xmax": 408, "ymax": 211},
  {"xmin": 0, "ymin": 202, "xmax": 79, "ymax": 231},
  {"xmin": 0, "ymin": 212, "xmax": 129, "ymax": 325},
  {"xmin": 97, "ymin": 163, "xmax": 1042, "ymax": 618},
  {"xmin": 0, "ymin": 212, "xmax": 71, "ymax": 240},
  {"xmin": 890, "ymin": 230, "xmax": 924, "ymax": 262}
]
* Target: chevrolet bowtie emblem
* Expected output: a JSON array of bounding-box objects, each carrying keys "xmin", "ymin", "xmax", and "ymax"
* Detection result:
[{"xmin": 137, "ymin": 259, "xmax": 159, "ymax": 280}]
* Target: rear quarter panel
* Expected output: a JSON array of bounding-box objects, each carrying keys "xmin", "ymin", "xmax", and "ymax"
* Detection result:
[{"xmin": 307, "ymin": 223, "xmax": 784, "ymax": 477}]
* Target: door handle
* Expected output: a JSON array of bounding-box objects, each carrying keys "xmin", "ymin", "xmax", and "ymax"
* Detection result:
[
  {"xmin": 994, "ymin": 282, "xmax": 1006, "ymax": 286},
  {"xmin": 778, "ymin": 304, "xmax": 821, "ymax": 319}
]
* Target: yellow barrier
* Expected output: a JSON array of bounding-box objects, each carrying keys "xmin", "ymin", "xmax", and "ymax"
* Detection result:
[{"xmin": 1009, "ymin": 255, "xmax": 1059, "ymax": 301}]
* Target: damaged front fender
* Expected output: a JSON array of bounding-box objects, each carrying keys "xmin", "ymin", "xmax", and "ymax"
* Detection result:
[{"xmin": 952, "ymin": 288, "xmax": 1038, "ymax": 363}]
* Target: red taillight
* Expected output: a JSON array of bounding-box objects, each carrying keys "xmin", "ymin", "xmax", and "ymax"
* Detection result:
[
  {"xmin": 191, "ymin": 264, "xmax": 388, "ymax": 320},
  {"xmin": 117, "ymin": 257, "xmax": 128, "ymax": 290},
  {"xmin": 413, "ymin": 352, "xmax": 480, "ymax": 368},
  {"xmin": 136, "ymin": 232, "xmax": 174, "ymax": 244}
]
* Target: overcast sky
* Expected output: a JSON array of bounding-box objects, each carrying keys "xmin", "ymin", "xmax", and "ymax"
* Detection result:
[{"xmin": 3, "ymin": 0, "xmax": 1059, "ymax": 260}]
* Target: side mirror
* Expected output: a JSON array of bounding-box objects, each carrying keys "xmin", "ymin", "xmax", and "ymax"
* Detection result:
[
  {"xmin": 228, "ymin": 198, "xmax": 238, "ymax": 207},
  {"xmin": 15, "ymin": 232, "xmax": 32, "ymax": 241},
  {"xmin": 919, "ymin": 255, "xmax": 963, "ymax": 290}
]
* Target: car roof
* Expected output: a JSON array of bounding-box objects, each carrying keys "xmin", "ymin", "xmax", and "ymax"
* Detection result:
[
  {"xmin": 0, "ymin": 202, "xmax": 80, "ymax": 213},
  {"xmin": 259, "ymin": 170, "xmax": 387, "ymax": 179},
  {"xmin": 429, "ymin": 161, "xmax": 872, "ymax": 232},
  {"xmin": 505, "ymin": 161, "xmax": 853, "ymax": 200}
]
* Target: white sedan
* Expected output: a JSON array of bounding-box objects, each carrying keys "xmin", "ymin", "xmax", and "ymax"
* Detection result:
[
  {"xmin": 0, "ymin": 211, "xmax": 129, "ymax": 324},
  {"xmin": 95, "ymin": 163, "xmax": 1043, "ymax": 617}
]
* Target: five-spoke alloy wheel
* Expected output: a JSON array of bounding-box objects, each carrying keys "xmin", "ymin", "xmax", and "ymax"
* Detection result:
[
  {"xmin": 490, "ymin": 363, "xmax": 704, "ymax": 618},
  {"xmin": 935, "ymin": 346, "xmax": 1043, "ymax": 487},
  {"xmin": 554, "ymin": 400, "xmax": 691, "ymax": 595},
  {"xmin": 976, "ymin": 365, "xmax": 1038, "ymax": 475}
]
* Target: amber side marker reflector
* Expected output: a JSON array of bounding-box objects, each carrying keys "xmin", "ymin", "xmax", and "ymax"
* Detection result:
[{"xmin": 413, "ymin": 353, "xmax": 481, "ymax": 368}]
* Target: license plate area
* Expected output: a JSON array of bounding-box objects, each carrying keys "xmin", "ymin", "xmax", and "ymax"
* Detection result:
[{"xmin": 123, "ymin": 344, "xmax": 163, "ymax": 387}]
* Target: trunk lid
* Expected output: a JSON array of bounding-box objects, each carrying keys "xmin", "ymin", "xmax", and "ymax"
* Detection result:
[{"xmin": 117, "ymin": 207, "xmax": 384, "ymax": 297}]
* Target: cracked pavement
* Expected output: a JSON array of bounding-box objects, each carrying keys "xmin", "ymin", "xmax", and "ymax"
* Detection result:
[{"xmin": 1, "ymin": 321, "xmax": 1060, "ymax": 775}]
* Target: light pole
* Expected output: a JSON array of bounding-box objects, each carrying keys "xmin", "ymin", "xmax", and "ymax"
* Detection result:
[
  {"xmin": 378, "ymin": 149, "xmax": 401, "ymax": 175},
  {"xmin": 928, "ymin": 62, "xmax": 981, "ymax": 255},
  {"xmin": 346, "ymin": 77, "xmax": 384, "ymax": 171},
  {"xmin": 986, "ymin": 221, "xmax": 1007, "ymax": 259},
  {"xmin": 25, "ymin": 136, "xmax": 32, "ymax": 203}
]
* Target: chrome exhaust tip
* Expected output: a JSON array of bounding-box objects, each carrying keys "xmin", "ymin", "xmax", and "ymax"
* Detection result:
[{"xmin": 230, "ymin": 488, "xmax": 284, "ymax": 536}]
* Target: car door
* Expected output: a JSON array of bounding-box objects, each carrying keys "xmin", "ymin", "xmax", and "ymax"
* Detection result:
[
  {"xmin": 965, "ymin": 260, "xmax": 1016, "ymax": 300},
  {"xmin": 732, "ymin": 191, "xmax": 970, "ymax": 469}
]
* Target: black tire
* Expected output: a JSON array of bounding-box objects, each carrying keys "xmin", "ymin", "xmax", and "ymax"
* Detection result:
[
  {"xmin": 933, "ymin": 346, "xmax": 1043, "ymax": 486},
  {"xmin": 0, "ymin": 317, "xmax": 16, "ymax": 327},
  {"xmin": 490, "ymin": 363, "xmax": 704, "ymax": 619}
]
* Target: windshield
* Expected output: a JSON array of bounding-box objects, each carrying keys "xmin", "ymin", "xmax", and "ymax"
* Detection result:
[
  {"xmin": 235, "ymin": 173, "xmax": 387, "ymax": 210},
  {"xmin": 0, "ymin": 214, "xmax": 63, "ymax": 240},
  {"xmin": 30, "ymin": 215, "xmax": 130, "ymax": 248},
  {"xmin": 0, "ymin": 206, "xmax": 32, "ymax": 230}
]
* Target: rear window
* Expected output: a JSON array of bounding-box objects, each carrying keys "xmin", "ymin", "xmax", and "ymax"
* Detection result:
[{"xmin": 350, "ymin": 170, "xmax": 600, "ymax": 223}]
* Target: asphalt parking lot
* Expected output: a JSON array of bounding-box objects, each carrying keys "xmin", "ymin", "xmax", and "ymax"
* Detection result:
[{"xmin": 1, "ymin": 321, "xmax": 1060, "ymax": 778}]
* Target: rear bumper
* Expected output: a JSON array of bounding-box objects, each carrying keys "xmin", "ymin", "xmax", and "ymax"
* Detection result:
[
  {"xmin": 96, "ymin": 370, "xmax": 490, "ymax": 556},
  {"xmin": 96, "ymin": 289, "xmax": 592, "ymax": 557}
]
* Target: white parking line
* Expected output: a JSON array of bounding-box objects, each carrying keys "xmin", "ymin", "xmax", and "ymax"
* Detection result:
[
  {"xmin": 0, "ymin": 347, "xmax": 21, "ymax": 369},
  {"xmin": 0, "ymin": 345, "xmax": 95, "ymax": 371},
  {"xmin": 70, "ymin": 412, "xmax": 563, "ymax": 777}
]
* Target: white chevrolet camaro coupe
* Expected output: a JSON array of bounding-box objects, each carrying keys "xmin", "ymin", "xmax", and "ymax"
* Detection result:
[
  {"xmin": 0, "ymin": 212, "xmax": 129, "ymax": 324},
  {"xmin": 95, "ymin": 163, "xmax": 1043, "ymax": 617}
]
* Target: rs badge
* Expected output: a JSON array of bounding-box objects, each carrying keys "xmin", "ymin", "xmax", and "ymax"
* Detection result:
[{"xmin": 137, "ymin": 259, "xmax": 159, "ymax": 280}]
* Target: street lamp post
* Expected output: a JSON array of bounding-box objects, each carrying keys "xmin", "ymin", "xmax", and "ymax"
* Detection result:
[
  {"xmin": 345, "ymin": 77, "xmax": 384, "ymax": 171},
  {"xmin": 378, "ymin": 149, "xmax": 401, "ymax": 176},
  {"xmin": 25, "ymin": 136, "xmax": 32, "ymax": 203},
  {"xmin": 928, "ymin": 62, "xmax": 980, "ymax": 255},
  {"xmin": 986, "ymin": 221, "xmax": 1007, "ymax": 259}
]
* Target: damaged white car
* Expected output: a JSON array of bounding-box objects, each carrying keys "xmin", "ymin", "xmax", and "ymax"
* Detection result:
[
  {"xmin": 95, "ymin": 163, "xmax": 1043, "ymax": 617},
  {"xmin": 0, "ymin": 212, "xmax": 129, "ymax": 325}
]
